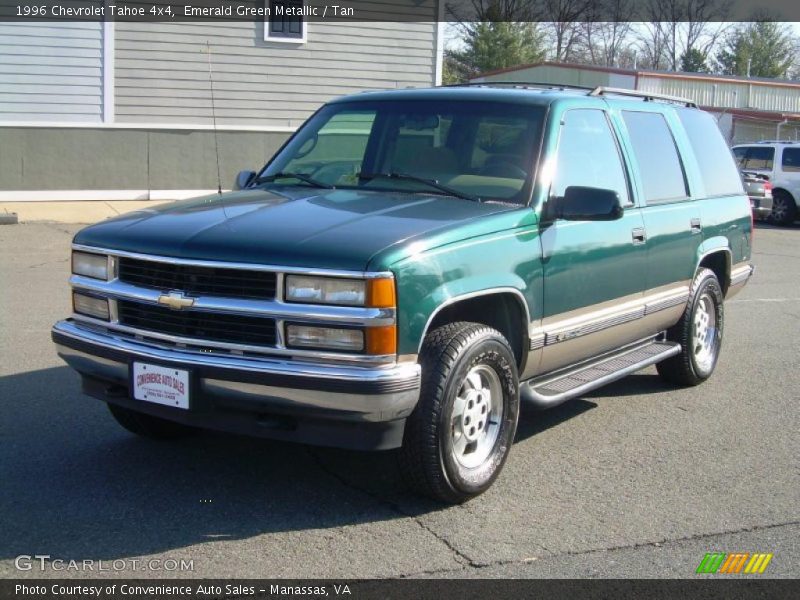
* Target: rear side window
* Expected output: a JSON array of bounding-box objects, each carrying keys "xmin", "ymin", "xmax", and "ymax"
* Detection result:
[
  {"xmin": 781, "ymin": 147, "xmax": 800, "ymax": 172},
  {"xmin": 736, "ymin": 146, "xmax": 774, "ymax": 170},
  {"xmin": 623, "ymin": 111, "xmax": 688, "ymax": 203},
  {"xmin": 677, "ymin": 109, "xmax": 743, "ymax": 197}
]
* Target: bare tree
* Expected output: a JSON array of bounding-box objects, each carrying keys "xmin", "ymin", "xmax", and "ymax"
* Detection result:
[
  {"xmin": 637, "ymin": 0, "xmax": 731, "ymax": 71},
  {"xmin": 540, "ymin": 0, "xmax": 596, "ymax": 61},
  {"xmin": 578, "ymin": 0, "xmax": 635, "ymax": 66},
  {"xmin": 445, "ymin": 0, "xmax": 542, "ymax": 24}
]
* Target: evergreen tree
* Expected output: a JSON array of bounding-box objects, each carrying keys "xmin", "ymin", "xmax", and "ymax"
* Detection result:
[
  {"xmin": 715, "ymin": 19, "xmax": 797, "ymax": 79},
  {"xmin": 444, "ymin": 22, "xmax": 546, "ymax": 83}
]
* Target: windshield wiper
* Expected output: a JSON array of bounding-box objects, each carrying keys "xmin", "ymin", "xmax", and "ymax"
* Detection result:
[
  {"xmin": 254, "ymin": 172, "xmax": 334, "ymax": 189},
  {"xmin": 357, "ymin": 172, "xmax": 480, "ymax": 202}
]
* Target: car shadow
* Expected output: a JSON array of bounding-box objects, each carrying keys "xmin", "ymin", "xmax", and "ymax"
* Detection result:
[
  {"xmin": 754, "ymin": 220, "xmax": 800, "ymax": 230},
  {"xmin": 584, "ymin": 372, "xmax": 673, "ymax": 399},
  {"xmin": 0, "ymin": 366, "xmax": 590, "ymax": 563}
]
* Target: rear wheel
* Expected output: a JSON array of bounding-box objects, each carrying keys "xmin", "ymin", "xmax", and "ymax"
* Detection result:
[
  {"xmin": 108, "ymin": 403, "xmax": 195, "ymax": 440},
  {"xmin": 770, "ymin": 190, "xmax": 797, "ymax": 226},
  {"xmin": 657, "ymin": 268, "xmax": 724, "ymax": 386},
  {"xmin": 398, "ymin": 322, "xmax": 520, "ymax": 504}
]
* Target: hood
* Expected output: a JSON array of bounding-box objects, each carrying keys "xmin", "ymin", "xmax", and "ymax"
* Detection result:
[{"xmin": 74, "ymin": 187, "xmax": 518, "ymax": 271}]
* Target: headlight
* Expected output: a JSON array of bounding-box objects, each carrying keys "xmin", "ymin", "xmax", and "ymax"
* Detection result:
[
  {"xmin": 284, "ymin": 275, "xmax": 395, "ymax": 307},
  {"xmin": 286, "ymin": 324, "xmax": 364, "ymax": 352},
  {"xmin": 72, "ymin": 292, "xmax": 110, "ymax": 321},
  {"xmin": 72, "ymin": 251, "xmax": 110, "ymax": 280},
  {"xmin": 285, "ymin": 275, "xmax": 365, "ymax": 305}
]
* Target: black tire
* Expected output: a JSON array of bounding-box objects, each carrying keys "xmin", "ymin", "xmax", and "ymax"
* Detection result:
[
  {"xmin": 657, "ymin": 268, "xmax": 724, "ymax": 386},
  {"xmin": 398, "ymin": 322, "xmax": 520, "ymax": 504},
  {"xmin": 770, "ymin": 190, "xmax": 797, "ymax": 226},
  {"xmin": 107, "ymin": 403, "xmax": 195, "ymax": 440}
]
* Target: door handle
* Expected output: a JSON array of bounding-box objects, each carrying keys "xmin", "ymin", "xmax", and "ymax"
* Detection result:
[
  {"xmin": 690, "ymin": 218, "xmax": 702, "ymax": 233},
  {"xmin": 631, "ymin": 227, "xmax": 646, "ymax": 245}
]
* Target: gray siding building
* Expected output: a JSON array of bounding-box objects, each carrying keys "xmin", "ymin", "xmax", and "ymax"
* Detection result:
[{"xmin": 0, "ymin": 2, "xmax": 443, "ymax": 201}]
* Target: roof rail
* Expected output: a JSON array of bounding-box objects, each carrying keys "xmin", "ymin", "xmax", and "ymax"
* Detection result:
[
  {"xmin": 452, "ymin": 81, "xmax": 595, "ymax": 92},
  {"xmin": 755, "ymin": 139, "xmax": 799, "ymax": 144},
  {"xmin": 589, "ymin": 86, "xmax": 697, "ymax": 107}
]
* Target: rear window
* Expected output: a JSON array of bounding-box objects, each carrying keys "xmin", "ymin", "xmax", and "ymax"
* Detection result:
[
  {"xmin": 735, "ymin": 146, "xmax": 774, "ymax": 170},
  {"xmin": 677, "ymin": 109, "xmax": 743, "ymax": 197},
  {"xmin": 781, "ymin": 147, "xmax": 800, "ymax": 172},
  {"xmin": 622, "ymin": 111, "xmax": 688, "ymax": 203}
]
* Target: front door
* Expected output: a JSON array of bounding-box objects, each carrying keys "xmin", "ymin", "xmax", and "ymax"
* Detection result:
[{"xmin": 538, "ymin": 108, "xmax": 647, "ymax": 374}]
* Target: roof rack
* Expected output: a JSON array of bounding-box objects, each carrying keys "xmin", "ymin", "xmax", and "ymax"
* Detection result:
[
  {"xmin": 589, "ymin": 86, "xmax": 697, "ymax": 107},
  {"xmin": 450, "ymin": 81, "xmax": 595, "ymax": 92},
  {"xmin": 755, "ymin": 139, "xmax": 800, "ymax": 144},
  {"xmin": 454, "ymin": 81, "xmax": 698, "ymax": 106}
]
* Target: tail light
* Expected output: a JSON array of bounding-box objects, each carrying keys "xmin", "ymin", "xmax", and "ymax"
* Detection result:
[{"xmin": 763, "ymin": 181, "xmax": 773, "ymax": 197}]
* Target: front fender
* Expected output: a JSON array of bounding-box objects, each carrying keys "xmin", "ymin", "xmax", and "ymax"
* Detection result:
[{"xmin": 390, "ymin": 228, "xmax": 542, "ymax": 356}]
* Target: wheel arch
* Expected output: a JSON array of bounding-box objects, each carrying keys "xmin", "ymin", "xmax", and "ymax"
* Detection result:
[
  {"xmin": 695, "ymin": 243, "xmax": 732, "ymax": 295},
  {"xmin": 771, "ymin": 186, "xmax": 796, "ymax": 202},
  {"xmin": 419, "ymin": 288, "xmax": 531, "ymax": 371}
]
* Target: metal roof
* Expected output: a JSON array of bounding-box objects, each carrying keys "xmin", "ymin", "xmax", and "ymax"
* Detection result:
[{"xmin": 475, "ymin": 61, "xmax": 800, "ymax": 90}]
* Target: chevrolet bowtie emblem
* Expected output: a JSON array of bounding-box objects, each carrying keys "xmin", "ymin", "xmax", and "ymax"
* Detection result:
[{"xmin": 157, "ymin": 291, "xmax": 196, "ymax": 310}]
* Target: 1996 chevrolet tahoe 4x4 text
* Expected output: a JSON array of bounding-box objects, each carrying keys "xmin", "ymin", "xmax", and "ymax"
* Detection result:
[{"xmin": 53, "ymin": 85, "xmax": 754, "ymax": 503}]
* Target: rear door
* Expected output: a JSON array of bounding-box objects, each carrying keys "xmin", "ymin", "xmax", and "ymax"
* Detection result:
[
  {"xmin": 619, "ymin": 109, "xmax": 701, "ymax": 335},
  {"xmin": 538, "ymin": 108, "xmax": 647, "ymax": 374}
]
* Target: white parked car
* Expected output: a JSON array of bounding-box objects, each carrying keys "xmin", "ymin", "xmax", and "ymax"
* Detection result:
[{"xmin": 732, "ymin": 141, "xmax": 800, "ymax": 225}]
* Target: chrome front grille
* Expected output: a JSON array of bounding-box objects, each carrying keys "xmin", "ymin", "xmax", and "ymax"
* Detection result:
[
  {"xmin": 70, "ymin": 245, "xmax": 398, "ymax": 365},
  {"xmin": 117, "ymin": 300, "xmax": 277, "ymax": 347},
  {"xmin": 118, "ymin": 257, "xmax": 277, "ymax": 300}
]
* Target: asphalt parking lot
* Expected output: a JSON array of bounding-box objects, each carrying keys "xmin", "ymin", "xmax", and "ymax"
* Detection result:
[{"xmin": 0, "ymin": 221, "xmax": 798, "ymax": 579}]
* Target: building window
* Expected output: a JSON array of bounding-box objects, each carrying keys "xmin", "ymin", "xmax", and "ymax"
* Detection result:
[{"xmin": 266, "ymin": 0, "xmax": 306, "ymax": 43}]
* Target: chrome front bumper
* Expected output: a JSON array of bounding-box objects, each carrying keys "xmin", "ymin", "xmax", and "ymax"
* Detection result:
[{"xmin": 53, "ymin": 320, "xmax": 421, "ymax": 449}]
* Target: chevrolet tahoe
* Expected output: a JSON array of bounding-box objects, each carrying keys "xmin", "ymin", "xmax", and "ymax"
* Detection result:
[{"xmin": 52, "ymin": 85, "xmax": 754, "ymax": 503}]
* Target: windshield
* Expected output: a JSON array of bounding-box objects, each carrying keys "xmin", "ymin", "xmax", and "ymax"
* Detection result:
[{"xmin": 259, "ymin": 99, "xmax": 545, "ymax": 203}]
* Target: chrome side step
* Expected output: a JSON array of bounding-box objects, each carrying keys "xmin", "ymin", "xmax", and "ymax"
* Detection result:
[{"xmin": 521, "ymin": 338, "xmax": 681, "ymax": 409}]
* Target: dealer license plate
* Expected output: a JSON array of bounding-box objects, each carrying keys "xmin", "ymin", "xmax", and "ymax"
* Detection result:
[{"xmin": 132, "ymin": 363, "xmax": 190, "ymax": 409}]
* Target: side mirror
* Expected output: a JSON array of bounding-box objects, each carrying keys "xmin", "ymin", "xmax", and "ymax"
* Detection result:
[
  {"xmin": 558, "ymin": 186, "xmax": 624, "ymax": 221},
  {"xmin": 234, "ymin": 170, "xmax": 257, "ymax": 191}
]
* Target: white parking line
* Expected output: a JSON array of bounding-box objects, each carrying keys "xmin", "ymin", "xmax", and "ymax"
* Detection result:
[{"xmin": 729, "ymin": 298, "xmax": 800, "ymax": 303}]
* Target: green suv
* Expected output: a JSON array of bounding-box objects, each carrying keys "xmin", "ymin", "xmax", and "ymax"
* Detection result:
[{"xmin": 53, "ymin": 85, "xmax": 753, "ymax": 503}]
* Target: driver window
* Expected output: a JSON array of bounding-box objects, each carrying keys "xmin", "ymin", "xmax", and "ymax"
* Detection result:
[
  {"xmin": 282, "ymin": 110, "xmax": 377, "ymax": 185},
  {"xmin": 551, "ymin": 109, "xmax": 630, "ymax": 206}
]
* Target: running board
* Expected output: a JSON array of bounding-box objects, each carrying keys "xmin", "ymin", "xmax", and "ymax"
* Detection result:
[{"xmin": 521, "ymin": 339, "xmax": 681, "ymax": 409}]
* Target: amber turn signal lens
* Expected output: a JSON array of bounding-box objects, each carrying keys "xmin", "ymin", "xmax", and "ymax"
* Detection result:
[
  {"xmin": 365, "ymin": 325, "xmax": 397, "ymax": 355},
  {"xmin": 366, "ymin": 277, "xmax": 396, "ymax": 308}
]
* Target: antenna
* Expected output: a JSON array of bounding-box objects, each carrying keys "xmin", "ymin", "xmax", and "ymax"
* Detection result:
[{"xmin": 205, "ymin": 41, "xmax": 223, "ymax": 195}]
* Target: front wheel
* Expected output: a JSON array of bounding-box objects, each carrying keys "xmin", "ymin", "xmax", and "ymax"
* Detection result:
[
  {"xmin": 398, "ymin": 322, "xmax": 520, "ymax": 504},
  {"xmin": 657, "ymin": 268, "xmax": 724, "ymax": 386}
]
